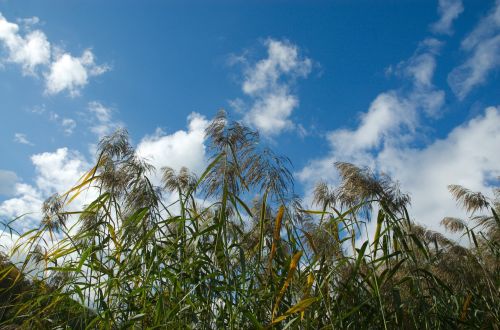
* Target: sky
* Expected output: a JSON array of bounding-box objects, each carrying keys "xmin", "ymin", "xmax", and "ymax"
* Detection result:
[{"xmin": 1, "ymin": 0, "xmax": 500, "ymax": 240}]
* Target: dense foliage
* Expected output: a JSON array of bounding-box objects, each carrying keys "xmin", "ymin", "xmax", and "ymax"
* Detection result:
[{"xmin": 1, "ymin": 111, "xmax": 499, "ymax": 329}]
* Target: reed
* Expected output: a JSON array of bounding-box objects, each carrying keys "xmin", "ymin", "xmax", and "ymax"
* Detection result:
[{"xmin": 1, "ymin": 111, "xmax": 499, "ymax": 329}]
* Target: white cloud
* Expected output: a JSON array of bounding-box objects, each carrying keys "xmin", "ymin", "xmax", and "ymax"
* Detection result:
[
  {"xmin": 298, "ymin": 35, "xmax": 454, "ymax": 241},
  {"xmin": 87, "ymin": 101, "xmax": 121, "ymax": 138},
  {"xmin": 31, "ymin": 148, "xmax": 89, "ymax": 195},
  {"xmin": 300, "ymin": 106, "xmax": 500, "ymax": 243},
  {"xmin": 0, "ymin": 12, "xmax": 108, "ymax": 96},
  {"xmin": 0, "ymin": 183, "xmax": 43, "ymax": 225},
  {"xmin": 448, "ymin": 36, "xmax": 500, "ymax": 99},
  {"xmin": 245, "ymin": 87, "xmax": 298, "ymax": 134},
  {"xmin": 403, "ymin": 40, "xmax": 441, "ymax": 87},
  {"xmin": 297, "ymin": 23, "xmax": 495, "ymax": 243},
  {"xmin": 0, "ymin": 170, "xmax": 17, "ymax": 196},
  {"xmin": 0, "ymin": 112, "xmax": 208, "ymax": 234},
  {"xmin": 0, "ymin": 148, "xmax": 90, "ymax": 231},
  {"xmin": 45, "ymin": 50, "xmax": 109, "ymax": 96},
  {"xmin": 328, "ymin": 92, "xmax": 413, "ymax": 156},
  {"xmin": 325, "ymin": 39, "xmax": 444, "ymax": 160},
  {"xmin": 461, "ymin": 1, "xmax": 500, "ymax": 51},
  {"xmin": 448, "ymin": 1, "xmax": 500, "ymax": 99},
  {"xmin": 0, "ymin": 13, "xmax": 50, "ymax": 74},
  {"xmin": 242, "ymin": 39, "xmax": 312, "ymax": 95},
  {"xmin": 136, "ymin": 112, "xmax": 209, "ymax": 185},
  {"xmin": 378, "ymin": 107, "xmax": 500, "ymax": 233},
  {"xmin": 236, "ymin": 38, "xmax": 312, "ymax": 136},
  {"xmin": 14, "ymin": 132, "xmax": 33, "ymax": 146},
  {"xmin": 431, "ymin": 0, "xmax": 464, "ymax": 35}
]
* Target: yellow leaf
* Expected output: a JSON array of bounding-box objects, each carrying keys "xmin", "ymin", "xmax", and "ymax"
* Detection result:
[
  {"xmin": 63, "ymin": 165, "xmax": 99, "ymax": 205},
  {"xmin": 271, "ymin": 297, "xmax": 319, "ymax": 326},
  {"xmin": 272, "ymin": 250, "xmax": 303, "ymax": 319},
  {"xmin": 268, "ymin": 205, "xmax": 284, "ymax": 271}
]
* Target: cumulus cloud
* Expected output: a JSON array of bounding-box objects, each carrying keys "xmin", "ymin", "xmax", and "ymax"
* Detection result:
[
  {"xmin": 375, "ymin": 107, "xmax": 500, "ymax": 234},
  {"xmin": 45, "ymin": 50, "xmax": 109, "ymax": 96},
  {"xmin": 300, "ymin": 104, "xmax": 500, "ymax": 243},
  {"xmin": 235, "ymin": 39, "xmax": 312, "ymax": 136},
  {"xmin": 136, "ymin": 112, "xmax": 209, "ymax": 185},
  {"xmin": 242, "ymin": 39, "xmax": 312, "ymax": 94},
  {"xmin": 0, "ymin": 13, "xmax": 50, "ymax": 74},
  {"xmin": 0, "ymin": 148, "xmax": 90, "ymax": 231},
  {"xmin": 448, "ymin": 1, "xmax": 500, "ymax": 99},
  {"xmin": 431, "ymin": 0, "xmax": 464, "ymax": 35},
  {"xmin": 0, "ymin": 12, "xmax": 108, "ymax": 96},
  {"xmin": 31, "ymin": 148, "xmax": 89, "ymax": 195},
  {"xmin": 14, "ymin": 133, "xmax": 33, "ymax": 146},
  {"xmin": 0, "ymin": 170, "xmax": 17, "ymax": 196},
  {"xmin": 245, "ymin": 88, "xmax": 299, "ymax": 134}
]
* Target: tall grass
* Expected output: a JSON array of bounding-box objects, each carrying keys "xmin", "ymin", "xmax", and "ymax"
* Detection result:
[{"xmin": 1, "ymin": 111, "xmax": 499, "ymax": 329}]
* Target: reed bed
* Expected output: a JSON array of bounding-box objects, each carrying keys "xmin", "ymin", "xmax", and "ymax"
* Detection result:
[{"xmin": 1, "ymin": 111, "xmax": 499, "ymax": 329}]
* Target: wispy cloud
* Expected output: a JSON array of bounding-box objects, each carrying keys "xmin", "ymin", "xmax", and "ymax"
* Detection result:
[
  {"xmin": 448, "ymin": 0, "xmax": 500, "ymax": 99},
  {"xmin": 233, "ymin": 39, "xmax": 312, "ymax": 136},
  {"xmin": 87, "ymin": 101, "xmax": 122, "ymax": 138},
  {"xmin": 16, "ymin": 16, "xmax": 40, "ymax": 28},
  {"xmin": 298, "ymin": 0, "xmax": 500, "ymax": 242},
  {"xmin": 430, "ymin": 0, "xmax": 464, "ymax": 35},
  {"xmin": 61, "ymin": 118, "xmax": 76, "ymax": 135},
  {"xmin": 13, "ymin": 132, "xmax": 34, "ymax": 146},
  {"xmin": 46, "ymin": 111, "xmax": 77, "ymax": 136},
  {"xmin": 297, "ymin": 12, "xmax": 479, "ymax": 241}
]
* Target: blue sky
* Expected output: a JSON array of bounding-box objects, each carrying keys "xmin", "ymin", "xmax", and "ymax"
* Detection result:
[{"xmin": 1, "ymin": 0, "xmax": 500, "ymax": 237}]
